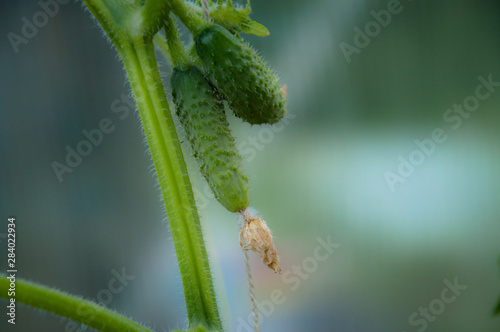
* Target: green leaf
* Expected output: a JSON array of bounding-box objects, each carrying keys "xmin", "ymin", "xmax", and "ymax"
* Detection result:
[
  {"xmin": 210, "ymin": 4, "xmax": 270, "ymax": 37},
  {"xmin": 240, "ymin": 20, "xmax": 269, "ymax": 37},
  {"xmin": 187, "ymin": 0, "xmax": 269, "ymax": 37}
]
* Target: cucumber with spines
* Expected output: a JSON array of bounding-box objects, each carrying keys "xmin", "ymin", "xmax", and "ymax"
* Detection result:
[
  {"xmin": 171, "ymin": 65, "xmax": 249, "ymax": 212},
  {"xmin": 195, "ymin": 24, "xmax": 286, "ymax": 125}
]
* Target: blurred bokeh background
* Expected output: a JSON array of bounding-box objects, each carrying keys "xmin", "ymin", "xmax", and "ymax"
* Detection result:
[{"xmin": 1, "ymin": 0, "xmax": 500, "ymax": 331}]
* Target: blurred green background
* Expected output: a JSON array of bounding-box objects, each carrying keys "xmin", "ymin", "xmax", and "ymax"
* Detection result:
[{"xmin": 1, "ymin": 0, "xmax": 500, "ymax": 331}]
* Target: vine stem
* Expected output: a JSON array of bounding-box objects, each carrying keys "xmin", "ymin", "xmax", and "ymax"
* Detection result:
[
  {"xmin": 0, "ymin": 275, "xmax": 152, "ymax": 332},
  {"xmin": 81, "ymin": 1, "xmax": 222, "ymax": 330},
  {"xmin": 119, "ymin": 35, "xmax": 222, "ymax": 331}
]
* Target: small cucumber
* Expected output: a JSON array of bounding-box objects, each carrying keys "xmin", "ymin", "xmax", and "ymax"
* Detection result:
[
  {"xmin": 195, "ymin": 24, "xmax": 286, "ymax": 125},
  {"xmin": 171, "ymin": 65, "xmax": 249, "ymax": 212}
]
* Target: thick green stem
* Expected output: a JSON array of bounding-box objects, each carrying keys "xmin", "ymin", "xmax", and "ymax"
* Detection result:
[
  {"xmin": 118, "ymin": 35, "xmax": 222, "ymax": 330},
  {"xmin": 0, "ymin": 275, "xmax": 152, "ymax": 332},
  {"xmin": 81, "ymin": 0, "xmax": 222, "ymax": 329}
]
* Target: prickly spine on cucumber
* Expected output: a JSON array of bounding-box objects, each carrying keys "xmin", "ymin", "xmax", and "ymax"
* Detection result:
[
  {"xmin": 170, "ymin": 65, "xmax": 249, "ymax": 212},
  {"xmin": 195, "ymin": 24, "xmax": 287, "ymax": 125}
]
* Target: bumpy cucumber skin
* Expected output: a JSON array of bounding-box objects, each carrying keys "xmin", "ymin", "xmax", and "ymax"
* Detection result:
[
  {"xmin": 195, "ymin": 25, "xmax": 286, "ymax": 125},
  {"xmin": 171, "ymin": 66, "xmax": 249, "ymax": 212}
]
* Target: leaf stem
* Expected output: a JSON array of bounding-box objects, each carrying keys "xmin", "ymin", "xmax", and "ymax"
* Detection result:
[{"xmin": 0, "ymin": 275, "xmax": 152, "ymax": 332}]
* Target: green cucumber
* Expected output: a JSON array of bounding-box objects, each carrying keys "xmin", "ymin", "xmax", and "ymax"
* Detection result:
[
  {"xmin": 171, "ymin": 65, "xmax": 249, "ymax": 212},
  {"xmin": 195, "ymin": 24, "xmax": 286, "ymax": 125}
]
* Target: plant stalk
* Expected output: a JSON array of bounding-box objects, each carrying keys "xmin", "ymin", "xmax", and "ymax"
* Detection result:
[
  {"xmin": 81, "ymin": 0, "xmax": 223, "ymax": 329},
  {"xmin": 118, "ymin": 35, "xmax": 222, "ymax": 330},
  {"xmin": 0, "ymin": 275, "xmax": 152, "ymax": 332}
]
